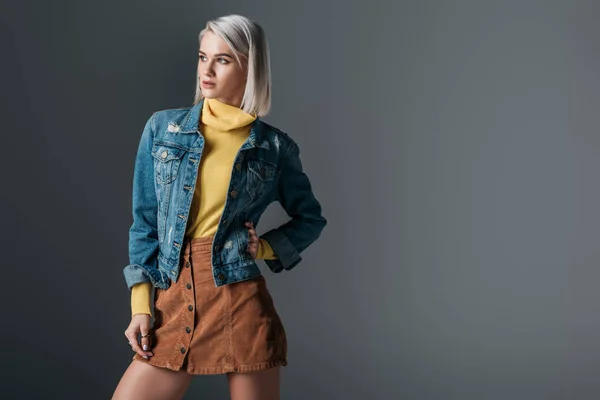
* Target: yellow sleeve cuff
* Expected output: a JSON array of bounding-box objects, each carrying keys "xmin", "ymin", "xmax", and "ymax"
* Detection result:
[
  {"xmin": 131, "ymin": 281, "xmax": 153, "ymax": 317},
  {"xmin": 256, "ymin": 238, "xmax": 279, "ymax": 260}
]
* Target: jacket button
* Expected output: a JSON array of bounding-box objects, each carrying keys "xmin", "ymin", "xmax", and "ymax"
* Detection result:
[
  {"xmin": 235, "ymin": 163, "xmax": 242, "ymax": 171},
  {"xmin": 214, "ymin": 244, "xmax": 220, "ymax": 251},
  {"xmin": 180, "ymin": 347, "xmax": 186, "ymax": 354},
  {"xmin": 230, "ymin": 190, "xmax": 237, "ymax": 198},
  {"xmin": 186, "ymin": 283, "xmax": 192, "ymax": 290},
  {"xmin": 185, "ymin": 261, "xmax": 190, "ymax": 268},
  {"xmin": 188, "ymin": 305, "xmax": 193, "ymax": 311},
  {"xmin": 217, "ymin": 273, "xmax": 225, "ymax": 280},
  {"xmin": 186, "ymin": 326, "xmax": 191, "ymax": 333},
  {"xmin": 161, "ymin": 150, "xmax": 168, "ymax": 158}
]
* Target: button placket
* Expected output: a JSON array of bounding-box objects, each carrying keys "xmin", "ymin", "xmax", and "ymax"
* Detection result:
[{"xmin": 176, "ymin": 246, "xmax": 195, "ymax": 368}]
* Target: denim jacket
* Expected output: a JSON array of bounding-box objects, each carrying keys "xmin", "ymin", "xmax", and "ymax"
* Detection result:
[{"xmin": 123, "ymin": 99, "xmax": 327, "ymax": 290}]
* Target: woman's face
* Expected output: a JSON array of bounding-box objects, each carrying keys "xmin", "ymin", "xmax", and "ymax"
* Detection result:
[{"xmin": 198, "ymin": 30, "xmax": 247, "ymax": 108}]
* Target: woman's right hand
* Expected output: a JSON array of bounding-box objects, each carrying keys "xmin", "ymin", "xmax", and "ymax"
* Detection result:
[{"xmin": 124, "ymin": 314, "xmax": 154, "ymax": 358}]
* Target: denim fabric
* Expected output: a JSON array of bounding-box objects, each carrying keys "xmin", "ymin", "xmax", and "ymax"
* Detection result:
[{"xmin": 123, "ymin": 99, "xmax": 327, "ymax": 290}]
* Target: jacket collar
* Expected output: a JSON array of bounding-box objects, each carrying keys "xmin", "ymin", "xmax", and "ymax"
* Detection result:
[{"xmin": 179, "ymin": 98, "xmax": 270, "ymax": 150}]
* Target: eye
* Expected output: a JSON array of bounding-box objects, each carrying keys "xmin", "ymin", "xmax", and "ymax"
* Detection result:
[
  {"xmin": 217, "ymin": 57, "xmax": 229, "ymax": 64},
  {"xmin": 198, "ymin": 54, "xmax": 206, "ymax": 61}
]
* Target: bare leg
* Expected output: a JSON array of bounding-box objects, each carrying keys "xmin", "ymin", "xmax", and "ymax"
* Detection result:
[
  {"xmin": 112, "ymin": 360, "xmax": 193, "ymax": 400},
  {"xmin": 227, "ymin": 366, "xmax": 280, "ymax": 400}
]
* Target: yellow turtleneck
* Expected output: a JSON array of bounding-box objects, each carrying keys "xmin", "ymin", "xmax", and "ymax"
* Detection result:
[{"xmin": 131, "ymin": 98, "xmax": 278, "ymax": 316}]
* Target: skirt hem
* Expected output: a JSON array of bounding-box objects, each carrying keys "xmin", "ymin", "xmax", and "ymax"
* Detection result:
[{"xmin": 133, "ymin": 355, "xmax": 287, "ymax": 375}]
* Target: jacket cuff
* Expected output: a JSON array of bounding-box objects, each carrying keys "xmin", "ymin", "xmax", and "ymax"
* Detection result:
[
  {"xmin": 260, "ymin": 229, "xmax": 302, "ymax": 273},
  {"xmin": 123, "ymin": 263, "xmax": 167, "ymax": 291}
]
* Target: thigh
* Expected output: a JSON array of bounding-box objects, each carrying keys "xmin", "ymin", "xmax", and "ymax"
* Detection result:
[
  {"xmin": 226, "ymin": 367, "xmax": 280, "ymax": 400},
  {"xmin": 112, "ymin": 359, "xmax": 193, "ymax": 400}
]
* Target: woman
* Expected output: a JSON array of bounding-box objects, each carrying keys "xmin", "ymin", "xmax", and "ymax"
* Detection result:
[{"xmin": 112, "ymin": 14, "xmax": 327, "ymax": 400}]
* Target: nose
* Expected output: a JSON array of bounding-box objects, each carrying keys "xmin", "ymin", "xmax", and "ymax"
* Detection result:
[{"xmin": 202, "ymin": 61, "xmax": 215, "ymax": 77}]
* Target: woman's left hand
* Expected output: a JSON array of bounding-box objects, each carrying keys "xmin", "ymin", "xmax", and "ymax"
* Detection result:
[{"xmin": 245, "ymin": 221, "xmax": 259, "ymax": 259}]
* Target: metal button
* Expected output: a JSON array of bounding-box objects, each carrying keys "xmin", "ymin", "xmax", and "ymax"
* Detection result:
[
  {"xmin": 180, "ymin": 347, "xmax": 186, "ymax": 354},
  {"xmin": 161, "ymin": 150, "xmax": 168, "ymax": 159},
  {"xmin": 186, "ymin": 283, "xmax": 192, "ymax": 290},
  {"xmin": 230, "ymin": 190, "xmax": 237, "ymax": 198},
  {"xmin": 185, "ymin": 261, "xmax": 190, "ymax": 268},
  {"xmin": 217, "ymin": 273, "xmax": 225, "ymax": 280},
  {"xmin": 188, "ymin": 305, "xmax": 193, "ymax": 311},
  {"xmin": 235, "ymin": 163, "xmax": 242, "ymax": 171},
  {"xmin": 186, "ymin": 326, "xmax": 191, "ymax": 333},
  {"xmin": 214, "ymin": 244, "xmax": 220, "ymax": 251}
]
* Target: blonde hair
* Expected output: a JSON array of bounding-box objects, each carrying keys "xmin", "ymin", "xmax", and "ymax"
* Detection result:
[{"xmin": 194, "ymin": 14, "xmax": 271, "ymax": 117}]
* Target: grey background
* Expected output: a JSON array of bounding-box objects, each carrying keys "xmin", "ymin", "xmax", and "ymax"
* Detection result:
[{"xmin": 1, "ymin": 0, "xmax": 599, "ymax": 399}]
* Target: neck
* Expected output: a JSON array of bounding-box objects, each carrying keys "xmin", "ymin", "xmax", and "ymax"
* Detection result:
[{"xmin": 201, "ymin": 97, "xmax": 257, "ymax": 131}]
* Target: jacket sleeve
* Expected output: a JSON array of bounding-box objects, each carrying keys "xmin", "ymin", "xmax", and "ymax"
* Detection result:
[
  {"xmin": 122, "ymin": 113, "xmax": 165, "ymax": 290},
  {"xmin": 259, "ymin": 142, "xmax": 327, "ymax": 273}
]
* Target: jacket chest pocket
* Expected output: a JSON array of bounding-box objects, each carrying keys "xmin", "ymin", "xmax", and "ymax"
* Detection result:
[
  {"xmin": 152, "ymin": 144, "xmax": 186, "ymax": 185},
  {"xmin": 246, "ymin": 159, "xmax": 276, "ymax": 200}
]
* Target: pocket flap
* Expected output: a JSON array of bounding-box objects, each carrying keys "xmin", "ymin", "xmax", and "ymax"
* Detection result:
[
  {"xmin": 152, "ymin": 144, "xmax": 185, "ymax": 162},
  {"xmin": 248, "ymin": 159, "xmax": 276, "ymax": 181}
]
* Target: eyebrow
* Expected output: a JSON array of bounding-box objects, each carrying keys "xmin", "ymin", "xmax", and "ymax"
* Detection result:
[{"xmin": 198, "ymin": 50, "xmax": 234, "ymax": 59}]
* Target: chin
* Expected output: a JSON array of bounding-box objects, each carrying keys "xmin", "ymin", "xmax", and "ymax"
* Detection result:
[{"xmin": 201, "ymin": 86, "xmax": 222, "ymax": 95}]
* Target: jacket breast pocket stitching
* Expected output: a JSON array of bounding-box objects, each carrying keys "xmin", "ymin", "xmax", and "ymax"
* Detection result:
[
  {"xmin": 246, "ymin": 159, "xmax": 276, "ymax": 200},
  {"xmin": 247, "ymin": 159, "xmax": 276, "ymax": 181},
  {"xmin": 151, "ymin": 145, "xmax": 186, "ymax": 185}
]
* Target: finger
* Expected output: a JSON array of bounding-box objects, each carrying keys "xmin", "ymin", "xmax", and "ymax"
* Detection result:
[
  {"xmin": 139, "ymin": 329, "xmax": 154, "ymax": 357},
  {"xmin": 125, "ymin": 330, "xmax": 148, "ymax": 358}
]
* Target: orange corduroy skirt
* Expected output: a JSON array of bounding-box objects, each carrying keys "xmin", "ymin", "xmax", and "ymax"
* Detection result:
[{"xmin": 132, "ymin": 234, "xmax": 288, "ymax": 374}]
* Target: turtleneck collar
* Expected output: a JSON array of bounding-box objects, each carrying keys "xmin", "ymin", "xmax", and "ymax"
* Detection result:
[{"xmin": 201, "ymin": 97, "xmax": 257, "ymax": 132}]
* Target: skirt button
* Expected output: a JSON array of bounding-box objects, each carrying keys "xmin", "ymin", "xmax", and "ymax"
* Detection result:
[
  {"xmin": 180, "ymin": 347, "xmax": 186, "ymax": 354},
  {"xmin": 188, "ymin": 305, "xmax": 193, "ymax": 311}
]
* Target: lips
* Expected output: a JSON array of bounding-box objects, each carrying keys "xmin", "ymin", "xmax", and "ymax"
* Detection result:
[{"xmin": 202, "ymin": 80, "xmax": 215, "ymax": 87}]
